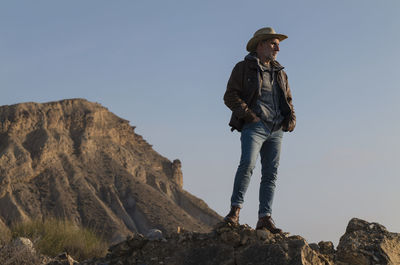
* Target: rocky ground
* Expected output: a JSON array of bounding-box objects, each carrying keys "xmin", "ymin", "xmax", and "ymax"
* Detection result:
[{"xmin": 75, "ymin": 218, "xmax": 399, "ymax": 265}]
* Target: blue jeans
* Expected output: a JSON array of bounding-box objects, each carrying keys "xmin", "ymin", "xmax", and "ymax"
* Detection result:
[{"xmin": 230, "ymin": 120, "xmax": 283, "ymax": 218}]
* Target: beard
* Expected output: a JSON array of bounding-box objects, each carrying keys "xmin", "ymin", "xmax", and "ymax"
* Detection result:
[{"xmin": 267, "ymin": 53, "xmax": 278, "ymax": 61}]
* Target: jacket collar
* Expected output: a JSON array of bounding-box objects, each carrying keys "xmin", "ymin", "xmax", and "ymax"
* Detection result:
[{"xmin": 245, "ymin": 52, "xmax": 284, "ymax": 71}]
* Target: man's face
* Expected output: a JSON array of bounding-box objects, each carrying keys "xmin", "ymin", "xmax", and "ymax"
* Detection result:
[{"xmin": 257, "ymin": 38, "xmax": 280, "ymax": 61}]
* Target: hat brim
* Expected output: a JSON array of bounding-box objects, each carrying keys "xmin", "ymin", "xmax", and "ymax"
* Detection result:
[{"xmin": 246, "ymin": 34, "xmax": 288, "ymax": 52}]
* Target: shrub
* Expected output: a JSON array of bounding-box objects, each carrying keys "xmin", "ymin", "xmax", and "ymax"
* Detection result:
[{"xmin": 11, "ymin": 218, "xmax": 108, "ymax": 261}]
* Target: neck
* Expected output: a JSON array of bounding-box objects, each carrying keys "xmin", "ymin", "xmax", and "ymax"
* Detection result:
[{"xmin": 256, "ymin": 54, "xmax": 271, "ymax": 66}]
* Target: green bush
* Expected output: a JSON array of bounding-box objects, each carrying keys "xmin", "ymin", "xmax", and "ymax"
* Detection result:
[{"xmin": 11, "ymin": 218, "xmax": 108, "ymax": 261}]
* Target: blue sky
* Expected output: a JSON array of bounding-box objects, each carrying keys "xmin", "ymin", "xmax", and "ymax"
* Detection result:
[{"xmin": 1, "ymin": 0, "xmax": 399, "ymax": 245}]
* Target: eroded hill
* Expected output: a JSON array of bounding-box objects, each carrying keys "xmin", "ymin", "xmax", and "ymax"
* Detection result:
[{"xmin": 0, "ymin": 99, "xmax": 221, "ymax": 243}]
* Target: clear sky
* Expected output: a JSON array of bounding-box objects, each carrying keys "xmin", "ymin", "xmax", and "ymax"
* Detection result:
[{"xmin": 1, "ymin": 0, "xmax": 399, "ymax": 246}]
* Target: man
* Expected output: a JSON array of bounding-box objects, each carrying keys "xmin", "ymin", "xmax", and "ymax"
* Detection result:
[{"xmin": 223, "ymin": 27, "xmax": 296, "ymax": 233}]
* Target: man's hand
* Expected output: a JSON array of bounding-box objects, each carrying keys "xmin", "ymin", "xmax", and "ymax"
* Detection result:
[
  {"xmin": 244, "ymin": 111, "xmax": 260, "ymax": 124},
  {"xmin": 282, "ymin": 116, "xmax": 295, "ymax": 132}
]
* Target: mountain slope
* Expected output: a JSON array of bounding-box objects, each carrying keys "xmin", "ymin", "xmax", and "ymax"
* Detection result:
[{"xmin": 0, "ymin": 98, "xmax": 221, "ymax": 242}]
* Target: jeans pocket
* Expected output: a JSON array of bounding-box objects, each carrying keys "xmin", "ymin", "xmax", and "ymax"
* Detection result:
[{"xmin": 242, "ymin": 120, "xmax": 261, "ymax": 131}]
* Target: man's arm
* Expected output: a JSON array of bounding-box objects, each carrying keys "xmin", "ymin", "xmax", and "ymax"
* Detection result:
[
  {"xmin": 223, "ymin": 62, "xmax": 259, "ymax": 123},
  {"xmin": 281, "ymin": 71, "xmax": 296, "ymax": 132}
]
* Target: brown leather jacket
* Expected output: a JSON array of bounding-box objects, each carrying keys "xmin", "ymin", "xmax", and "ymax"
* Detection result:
[{"xmin": 224, "ymin": 58, "xmax": 296, "ymax": 132}]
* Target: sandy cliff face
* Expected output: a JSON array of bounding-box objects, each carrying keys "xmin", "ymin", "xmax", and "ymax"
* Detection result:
[{"xmin": 0, "ymin": 99, "xmax": 221, "ymax": 243}]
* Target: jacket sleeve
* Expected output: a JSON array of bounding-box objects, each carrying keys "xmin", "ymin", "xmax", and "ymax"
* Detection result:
[
  {"xmin": 281, "ymin": 71, "xmax": 296, "ymax": 132},
  {"xmin": 223, "ymin": 62, "xmax": 258, "ymax": 123}
]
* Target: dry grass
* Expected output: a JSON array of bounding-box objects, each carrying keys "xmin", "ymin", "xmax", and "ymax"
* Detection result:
[
  {"xmin": 0, "ymin": 223, "xmax": 11, "ymax": 247},
  {"xmin": 11, "ymin": 218, "xmax": 109, "ymax": 261}
]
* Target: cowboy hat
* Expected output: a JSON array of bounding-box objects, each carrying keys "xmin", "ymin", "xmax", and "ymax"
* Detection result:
[{"xmin": 246, "ymin": 27, "xmax": 288, "ymax": 52}]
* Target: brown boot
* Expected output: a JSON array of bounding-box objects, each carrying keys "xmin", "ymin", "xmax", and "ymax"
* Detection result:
[
  {"xmin": 256, "ymin": 216, "xmax": 282, "ymax": 234},
  {"xmin": 224, "ymin": 206, "xmax": 240, "ymax": 225}
]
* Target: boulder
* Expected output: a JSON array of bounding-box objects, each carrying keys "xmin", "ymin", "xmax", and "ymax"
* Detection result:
[
  {"xmin": 146, "ymin": 228, "xmax": 164, "ymax": 241},
  {"xmin": 0, "ymin": 237, "xmax": 41, "ymax": 265},
  {"xmin": 336, "ymin": 218, "xmax": 400, "ymax": 265}
]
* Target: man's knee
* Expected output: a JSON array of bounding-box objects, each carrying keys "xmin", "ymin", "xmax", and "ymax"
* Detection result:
[
  {"xmin": 261, "ymin": 170, "xmax": 278, "ymax": 183},
  {"xmin": 238, "ymin": 159, "xmax": 256, "ymax": 172}
]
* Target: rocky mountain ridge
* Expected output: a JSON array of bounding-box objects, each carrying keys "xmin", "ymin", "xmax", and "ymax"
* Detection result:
[{"xmin": 0, "ymin": 99, "xmax": 221, "ymax": 243}]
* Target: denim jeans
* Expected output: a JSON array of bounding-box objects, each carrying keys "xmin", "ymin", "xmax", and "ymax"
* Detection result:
[{"xmin": 230, "ymin": 120, "xmax": 283, "ymax": 218}]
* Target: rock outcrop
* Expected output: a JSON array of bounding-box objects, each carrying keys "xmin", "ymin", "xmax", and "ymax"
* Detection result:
[
  {"xmin": 0, "ymin": 99, "xmax": 221, "ymax": 243},
  {"xmin": 0, "ymin": 238, "xmax": 78, "ymax": 265},
  {"xmin": 80, "ymin": 218, "xmax": 400, "ymax": 265},
  {"xmin": 81, "ymin": 223, "xmax": 334, "ymax": 265},
  {"xmin": 336, "ymin": 218, "xmax": 400, "ymax": 265},
  {"xmin": 0, "ymin": 237, "xmax": 42, "ymax": 265}
]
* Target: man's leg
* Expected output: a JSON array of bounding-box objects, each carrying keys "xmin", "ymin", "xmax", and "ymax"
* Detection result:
[
  {"xmin": 258, "ymin": 129, "xmax": 283, "ymax": 217},
  {"xmin": 229, "ymin": 121, "xmax": 267, "ymax": 210},
  {"xmin": 255, "ymin": 129, "xmax": 283, "ymax": 233}
]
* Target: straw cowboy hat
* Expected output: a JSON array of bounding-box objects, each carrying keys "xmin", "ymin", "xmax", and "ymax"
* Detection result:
[{"xmin": 246, "ymin": 27, "xmax": 288, "ymax": 52}]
